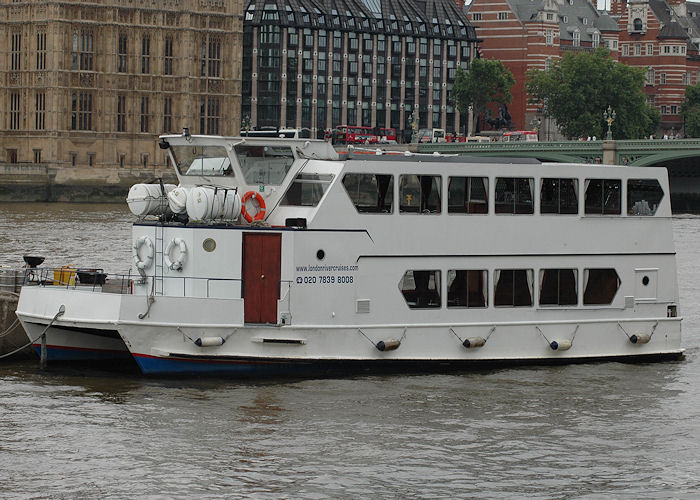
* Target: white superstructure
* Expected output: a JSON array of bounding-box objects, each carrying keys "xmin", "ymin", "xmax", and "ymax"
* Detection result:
[{"xmin": 16, "ymin": 133, "xmax": 683, "ymax": 375}]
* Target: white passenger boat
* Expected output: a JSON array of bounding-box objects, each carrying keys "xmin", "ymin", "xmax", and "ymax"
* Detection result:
[{"xmin": 15, "ymin": 132, "xmax": 683, "ymax": 375}]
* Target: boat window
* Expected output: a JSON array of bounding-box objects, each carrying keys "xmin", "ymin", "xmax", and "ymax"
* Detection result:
[
  {"xmin": 495, "ymin": 177, "xmax": 534, "ymax": 214},
  {"xmin": 399, "ymin": 175, "xmax": 441, "ymax": 214},
  {"xmin": 171, "ymin": 145, "xmax": 233, "ymax": 176},
  {"xmin": 583, "ymin": 268, "xmax": 620, "ymax": 305},
  {"xmin": 494, "ymin": 269, "xmax": 533, "ymax": 307},
  {"xmin": 539, "ymin": 269, "xmax": 578, "ymax": 306},
  {"xmin": 234, "ymin": 144, "xmax": 295, "ymax": 186},
  {"xmin": 584, "ymin": 179, "xmax": 621, "ymax": 215},
  {"xmin": 447, "ymin": 269, "xmax": 487, "ymax": 308},
  {"xmin": 280, "ymin": 173, "xmax": 334, "ymax": 206},
  {"xmin": 399, "ymin": 270, "xmax": 441, "ymax": 308},
  {"xmin": 448, "ymin": 177, "xmax": 488, "ymax": 214},
  {"xmin": 627, "ymin": 179, "xmax": 663, "ymax": 215},
  {"xmin": 540, "ymin": 178, "xmax": 578, "ymax": 214},
  {"xmin": 342, "ymin": 173, "xmax": 394, "ymax": 213}
]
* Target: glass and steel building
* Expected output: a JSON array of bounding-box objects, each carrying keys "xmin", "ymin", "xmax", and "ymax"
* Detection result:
[{"xmin": 242, "ymin": 0, "xmax": 478, "ymax": 139}]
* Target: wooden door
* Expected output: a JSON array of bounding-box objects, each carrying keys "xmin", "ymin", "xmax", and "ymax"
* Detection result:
[{"xmin": 242, "ymin": 233, "xmax": 282, "ymax": 324}]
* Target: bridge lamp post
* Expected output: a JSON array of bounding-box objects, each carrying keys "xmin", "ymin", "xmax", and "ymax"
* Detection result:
[
  {"xmin": 242, "ymin": 114, "xmax": 251, "ymax": 137},
  {"xmin": 530, "ymin": 117, "xmax": 542, "ymax": 140},
  {"xmin": 603, "ymin": 106, "xmax": 616, "ymax": 140}
]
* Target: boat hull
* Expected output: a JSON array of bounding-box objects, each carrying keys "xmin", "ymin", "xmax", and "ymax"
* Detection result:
[{"xmin": 16, "ymin": 286, "xmax": 130, "ymax": 362}]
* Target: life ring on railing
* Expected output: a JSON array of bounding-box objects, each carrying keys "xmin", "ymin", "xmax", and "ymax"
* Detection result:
[
  {"xmin": 240, "ymin": 191, "xmax": 266, "ymax": 223},
  {"xmin": 164, "ymin": 237, "xmax": 187, "ymax": 271},
  {"xmin": 132, "ymin": 236, "xmax": 154, "ymax": 270}
]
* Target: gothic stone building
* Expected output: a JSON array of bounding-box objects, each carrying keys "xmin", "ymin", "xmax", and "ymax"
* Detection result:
[
  {"xmin": 242, "ymin": 0, "xmax": 478, "ymax": 139},
  {"xmin": 1, "ymin": 0, "xmax": 242, "ymax": 169}
]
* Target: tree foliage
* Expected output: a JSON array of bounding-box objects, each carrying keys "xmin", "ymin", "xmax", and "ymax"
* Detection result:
[
  {"xmin": 526, "ymin": 48, "xmax": 658, "ymax": 139},
  {"xmin": 682, "ymin": 83, "xmax": 700, "ymax": 137},
  {"xmin": 451, "ymin": 59, "xmax": 515, "ymax": 126}
]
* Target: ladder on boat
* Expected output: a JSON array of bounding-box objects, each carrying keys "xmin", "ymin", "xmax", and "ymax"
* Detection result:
[{"xmin": 153, "ymin": 225, "xmax": 164, "ymax": 296}]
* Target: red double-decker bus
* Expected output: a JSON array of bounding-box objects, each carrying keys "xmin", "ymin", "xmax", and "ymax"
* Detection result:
[{"xmin": 332, "ymin": 126, "xmax": 397, "ymax": 145}]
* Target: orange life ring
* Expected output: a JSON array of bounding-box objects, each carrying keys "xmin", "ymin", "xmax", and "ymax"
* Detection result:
[{"xmin": 240, "ymin": 191, "xmax": 266, "ymax": 222}]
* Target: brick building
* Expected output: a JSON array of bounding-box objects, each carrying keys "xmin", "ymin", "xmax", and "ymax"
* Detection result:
[
  {"xmin": 467, "ymin": 0, "xmax": 700, "ymax": 137},
  {"xmin": 1, "ymin": 0, "xmax": 242, "ymax": 169}
]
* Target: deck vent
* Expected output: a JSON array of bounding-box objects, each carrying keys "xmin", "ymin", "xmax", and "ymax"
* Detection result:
[
  {"xmin": 625, "ymin": 296, "xmax": 635, "ymax": 308},
  {"xmin": 285, "ymin": 217, "xmax": 307, "ymax": 228},
  {"xmin": 356, "ymin": 299, "xmax": 370, "ymax": 314}
]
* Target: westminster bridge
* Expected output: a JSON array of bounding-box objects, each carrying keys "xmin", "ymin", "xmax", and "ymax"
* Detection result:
[{"xmin": 416, "ymin": 139, "xmax": 700, "ymax": 212}]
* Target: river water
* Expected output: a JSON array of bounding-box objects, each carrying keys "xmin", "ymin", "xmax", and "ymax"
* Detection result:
[{"xmin": 1, "ymin": 203, "xmax": 699, "ymax": 498}]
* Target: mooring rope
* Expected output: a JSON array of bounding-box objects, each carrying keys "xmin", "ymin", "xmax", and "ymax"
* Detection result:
[
  {"xmin": 0, "ymin": 318, "xmax": 20, "ymax": 338},
  {"xmin": 0, "ymin": 305, "xmax": 65, "ymax": 359}
]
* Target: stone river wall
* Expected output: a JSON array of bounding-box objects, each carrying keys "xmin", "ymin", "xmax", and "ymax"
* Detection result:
[{"xmin": 0, "ymin": 164, "xmax": 178, "ymax": 203}]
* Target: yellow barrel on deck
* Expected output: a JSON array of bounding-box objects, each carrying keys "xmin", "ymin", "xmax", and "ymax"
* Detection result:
[{"xmin": 53, "ymin": 266, "xmax": 76, "ymax": 286}]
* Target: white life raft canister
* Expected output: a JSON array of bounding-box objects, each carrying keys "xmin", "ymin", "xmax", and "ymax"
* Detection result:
[
  {"xmin": 127, "ymin": 183, "xmax": 177, "ymax": 217},
  {"xmin": 186, "ymin": 186, "xmax": 241, "ymax": 222},
  {"xmin": 167, "ymin": 186, "xmax": 189, "ymax": 214}
]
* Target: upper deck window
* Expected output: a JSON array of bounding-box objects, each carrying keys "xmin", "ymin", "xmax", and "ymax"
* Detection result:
[
  {"xmin": 541, "ymin": 178, "xmax": 578, "ymax": 214},
  {"xmin": 342, "ymin": 173, "xmax": 394, "ymax": 213},
  {"xmin": 281, "ymin": 173, "xmax": 334, "ymax": 207},
  {"xmin": 627, "ymin": 179, "xmax": 663, "ymax": 215},
  {"xmin": 448, "ymin": 176, "xmax": 488, "ymax": 214},
  {"xmin": 495, "ymin": 177, "xmax": 534, "ymax": 214},
  {"xmin": 585, "ymin": 179, "xmax": 621, "ymax": 215},
  {"xmin": 399, "ymin": 175, "xmax": 441, "ymax": 214},
  {"xmin": 171, "ymin": 145, "xmax": 233, "ymax": 176},
  {"xmin": 234, "ymin": 144, "xmax": 295, "ymax": 186}
]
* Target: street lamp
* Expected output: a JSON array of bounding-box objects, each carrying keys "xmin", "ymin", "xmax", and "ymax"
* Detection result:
[
  {"xmin": 241, "ymin": 114, "xmax": 251, "ymax": 136},
  {"xmin": 530, "ymin": 116, "xmax": 542, "ymax": 140},
  {"xmin": 603, "ymin": 106, "xmax": 616, "ymax": 140}
]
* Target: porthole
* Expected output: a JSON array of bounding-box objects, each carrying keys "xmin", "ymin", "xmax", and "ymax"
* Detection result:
[
  {"xmin": 316, "ymin": 249, "xmax": 325, "ymax": 260},
  {"xmin": 203, "ymin": 238, "xmax": 216, "ymax": 252},
  {"xmin": 642, "ymin": 276, "xmax": 650, "ymax": 286}
]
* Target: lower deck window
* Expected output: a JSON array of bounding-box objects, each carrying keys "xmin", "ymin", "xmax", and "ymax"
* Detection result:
[
  {"xmin": 495, "ymin": 177, "xmax": 534, "ymax": 214},
  {"xmin": 447, "ymin": 270, "xmax": 487, "ymax": 307},
  {"xmin": 585, "ymin": 179, "xmax": 621, "ymax": 215},
  {"xmin": 494, "ymin": 269, "xmax": 533, "ymax": 307},
  {"xmin": 399, "ymin": 270, "xmax": 441, "ymax": 308},
  {"xmin": 539, "ymin": 268, "xmax": 578, "ymax": 306},
  {"xmin": 583, "ymin": 268, "xmax": 620, "ymax": 305}
]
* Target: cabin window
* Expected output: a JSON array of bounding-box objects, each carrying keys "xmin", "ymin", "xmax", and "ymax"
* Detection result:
[
  {"xmin": 281, "ymin": 173, "xmax": 334, "ymax": 207},
  {"xmin": 585, "ymin": 179, "xmax": 621, "ymax": 215},
  {"xmin": 399, "ymin": 175, "xmax": 441, "ymax": 214},
  {"xmin": 342, "ymin": 173, "xmax": 394, "ymax": 213},
  {"xmin": 447, "ymin": 270, "xmax": 487, "ymax": 308},
  {"xmin": 448, "ymin": 177, "xmax": 488, "ymax": 214},
  {"xmin": 495, "ymin": 177, "xmax": 534, "ymax": 214},
  {"xmin": 234, "ymin": 144, "xmax": 295, "ymax": 185},
  {"xmin": 494, "ymin": 269, "xmax": 533, "ymax": 307},
  {"xmin": 627, "ymin": 179, "xmax": 663, "ymax": 215},
  {"xmin": 539, "ymin": 269, "xmax": 578, "ymax": 306},
  {"xmin": 540, "ymin": 178, "xmax": 578, "ymax": 214},
  {"xmin": 171, "ymin": 145, "xmax": 232, "ymax": 176},
  {"xmin": 583, "ymin": 268, "xmax": 620, "ymax": 305},
  {"xmin": 399, "ymin": 270, "xmax": 441, "ymax": 309}
]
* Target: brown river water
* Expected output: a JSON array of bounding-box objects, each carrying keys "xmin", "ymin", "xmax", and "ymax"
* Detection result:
[{"xmin": 0, "ymin": 203, "xmax": 699, "ymax": 498}]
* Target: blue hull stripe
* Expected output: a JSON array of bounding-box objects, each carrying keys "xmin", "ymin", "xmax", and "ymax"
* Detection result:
[{"xmin": 33, "ymin": 345, "xmax": 133, "ymax": 362}]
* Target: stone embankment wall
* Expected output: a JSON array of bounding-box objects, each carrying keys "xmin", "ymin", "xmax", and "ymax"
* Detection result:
[
  {"xmin": 0, "ymin": 165, "xmax": 178, "ymax": 203},
  {"xmin": 0, "ymin": 291, "xmax": 33, "ymax": 359}
]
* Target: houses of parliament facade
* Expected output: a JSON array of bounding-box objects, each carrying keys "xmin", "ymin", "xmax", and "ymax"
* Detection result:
[
  {"xmin": 0, "ymin": 0, "xmax": 242, "ymax": 170},
  {"xmin": 1, "ymin": 0, "xmax": 477, "ymax": 170}
]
